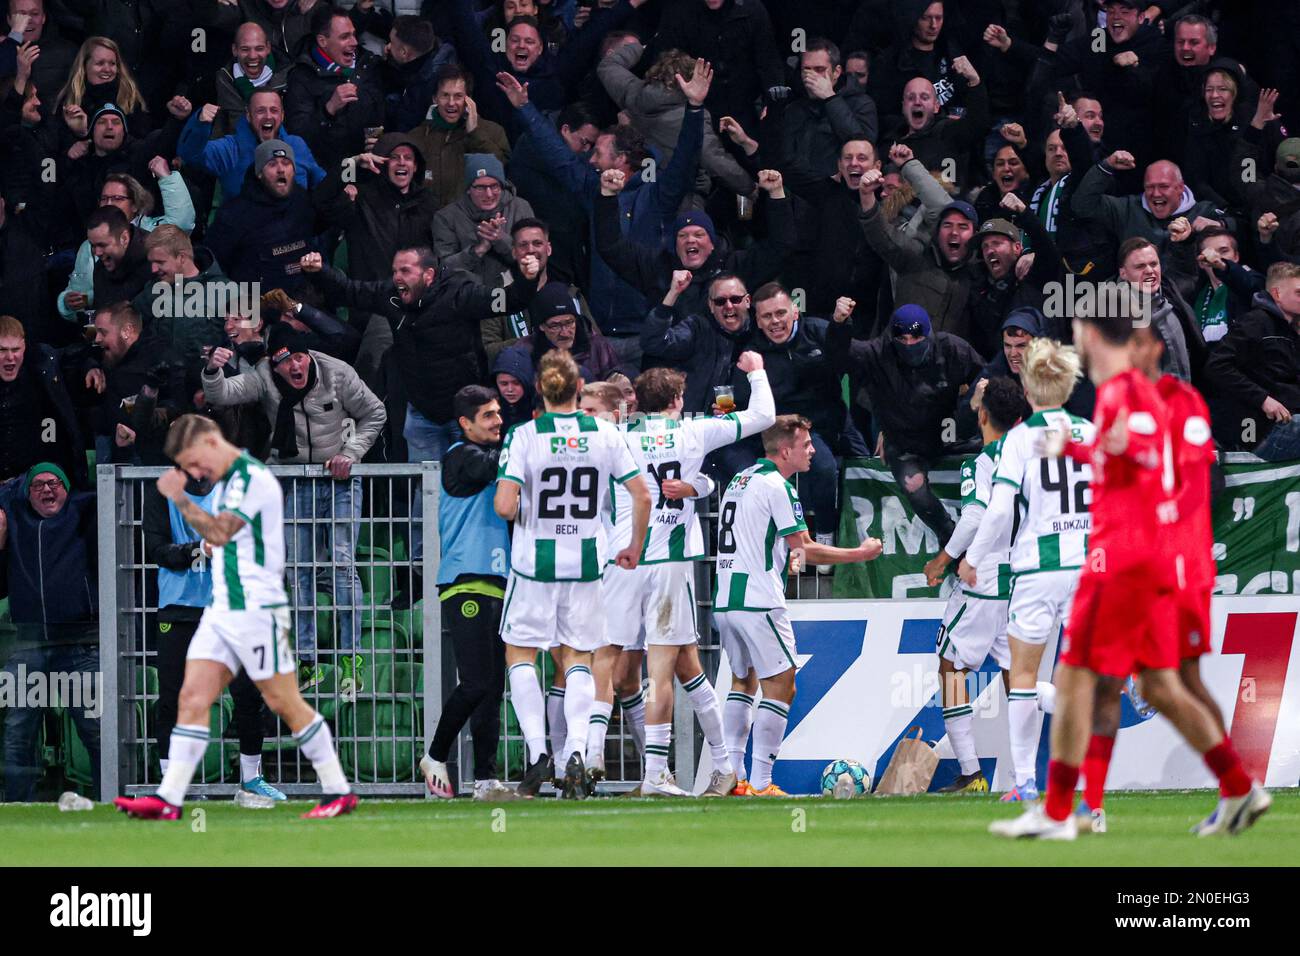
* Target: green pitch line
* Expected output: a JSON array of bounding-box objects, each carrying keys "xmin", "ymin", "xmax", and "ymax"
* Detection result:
[{"xmin": 2, "ymin": 790, "xmax": 1296, "ymax": 866}]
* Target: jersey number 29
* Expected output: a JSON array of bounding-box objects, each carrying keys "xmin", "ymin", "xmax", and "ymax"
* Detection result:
[{"xmin": 538, "ymin": 466, "xmax": 599, "ymax": 519}]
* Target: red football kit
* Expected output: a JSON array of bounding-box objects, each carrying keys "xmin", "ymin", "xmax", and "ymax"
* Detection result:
[
  {"xmin": 1062, "ymin": 368, "xmax": 1179, "ymax": 677},
  {"xmin": 1157, "ymin": 375, "xmax": 1217, "ymax": 659}
]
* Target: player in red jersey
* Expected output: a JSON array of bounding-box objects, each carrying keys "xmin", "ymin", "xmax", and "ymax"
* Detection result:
[
  {"xmin": 1060, "ymin": 325, "xmax": 1234, "ymax": 834},
  {"xmin": 992, "ymin": 307, "xmax": 1269, "ymax": 840}
]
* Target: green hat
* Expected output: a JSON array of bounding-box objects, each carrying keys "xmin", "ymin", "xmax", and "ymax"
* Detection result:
[
  {"xmin": 1276, "ymin": 138, "xmax": 1300, "ymax": 171},
  {"xmin": 24, "ymin": 462, "xmax": 70, "ymax": 495}
]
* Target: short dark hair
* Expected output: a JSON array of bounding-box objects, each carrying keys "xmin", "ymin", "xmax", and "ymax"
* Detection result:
[
  {"xmin": 454, "ymin": 384, "xmax": 499, "ymax": 423},
  {"xmin": 803, "ymin": 37, "xmax": 841, "ymax": 69},
  {"xmin": 707, "ymin": 272, "xmax": 745, "ymax": 298},
  {"xmin": 434, "ymin": 63, "xmax": 473, "ymax": 95},
  {"xmin": 634, "ymin": 367, "xmax": 686, "ymax": 414},
  {"xmin": 845, "ymin": 49, "xmax": 870, "ymax": 67},
  {"xmin": 311, "ymin": 5, "xmax": 351, "ymax": 39},
  {"xmin": 1118, "ymin": 236, "xmax": 1157, "ymax": 269},
  {"xmin": 507, "ymin": 14, "xmax": 542, "ymax": 39},
  {"xmin": 751, "ymin": 281, "xmax": 788, "ymax": 307},
  {"xmin": 511, "ymin": 217, "xmax": 550, "ymax": 238},
  {"xmin": 1196, "ymin": 226, "xmax": 1237, "ymax": 253},
  {"xmin": 397, "ymin": 246, "xmax": 437, "ymax": 271},
  {"xmin": 393, "ymin": 15, "xmax": 437, "ymax": 56},
  {"xmin": 557, "ymin": 101, "xmax": 598, "ymax": 134},
  {"xmin": 86, "ymin": 206, "xmax": 130, "ymax": 236},
  {"xmin": 981, "ymin": 377, "xmax": 1024, "ymax": 433},
  {"xmin": 608, "ymin": 123, "xmax": 647, "ymax": 168}
]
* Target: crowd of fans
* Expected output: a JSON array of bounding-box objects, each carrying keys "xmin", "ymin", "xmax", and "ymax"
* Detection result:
[{"xmin": 2, "ymin": 0, "xmax": 1300, "ymax": 795}]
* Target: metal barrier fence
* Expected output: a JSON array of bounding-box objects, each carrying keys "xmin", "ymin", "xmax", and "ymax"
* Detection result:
[{"xmin": 96, "ymin": 461, "xmax": 693, "ymax": 801}]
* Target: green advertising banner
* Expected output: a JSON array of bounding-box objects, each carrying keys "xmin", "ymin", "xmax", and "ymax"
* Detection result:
[{"xmin": 833, "ymin": 454, "xmax": 1300, "ymax": 599}]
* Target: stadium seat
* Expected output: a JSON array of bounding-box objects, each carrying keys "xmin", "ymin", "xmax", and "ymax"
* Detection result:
[
  {"xmin": 338, "ymin": 699, "xmax": 420, "ymax": 782},
  {"xmin": 356, "ymin": 552, "xmax": 393, "ymax": 605},
  {"xmin": 373, "ymin": 662, "xmax": 423, "ymax": 696},
  {"xmin": 497, "ymin": 700, "xmax": 524, "ymax": 781},
  {"xmin": 359, "ymin": 618, "xmax": 410, "ymax": 652}
]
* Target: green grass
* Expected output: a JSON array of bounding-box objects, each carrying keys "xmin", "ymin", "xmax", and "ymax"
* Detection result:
[{"xmin": 3, "ymin": 790, "xmax": 1297, "ymax": 866}]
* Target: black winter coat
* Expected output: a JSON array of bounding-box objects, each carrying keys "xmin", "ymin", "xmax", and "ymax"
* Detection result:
[
  {"xmin": 640, "ymin": 304, "xmax": 755, "ymax": 416},
  {"xmin": 204, "ymin": 177, "xmax": 321, "ymax": 294},
  {"xmin": 284, "ymin": 48, "xmax": 385, "ymax": 172},
  {"xmin": 735, "ymin": 317, "xmax": 847, "ymax": 446}
]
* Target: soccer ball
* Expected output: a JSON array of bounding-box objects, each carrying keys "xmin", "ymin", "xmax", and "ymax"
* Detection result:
[{"xmin": 821, "ymin": 759, "xmax": 871, "ymax": 798}]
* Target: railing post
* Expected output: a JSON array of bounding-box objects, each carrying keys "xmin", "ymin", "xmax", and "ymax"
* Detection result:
[
  {"xmin": 421, "ymin": 462, "xmax": 442, "ymax": 790},
  {"xmin": 96, "ymin": 464, "xmax": 121, "ymax": 803}
]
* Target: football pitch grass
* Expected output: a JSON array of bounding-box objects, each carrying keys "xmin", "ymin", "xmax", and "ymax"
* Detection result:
[{"xmin": 3, "ymin": 789, "xmax": 1297, "ymax": 866}]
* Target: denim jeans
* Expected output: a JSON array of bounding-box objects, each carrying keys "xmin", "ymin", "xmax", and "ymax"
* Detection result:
[
  {"xmin": 1255, "ymin": 419, "xmax": 1300, "ymax": 462},
  {"xmin": 282, "ymin": 476, "xmax": 362, "ymax": 662},
  {"xmin": 404, "ymin": 404, "xmax": 461, "ymax": 562},
  {"xmin": 3, "ymin": 642, "xmax": 101, "ymax": 801}
]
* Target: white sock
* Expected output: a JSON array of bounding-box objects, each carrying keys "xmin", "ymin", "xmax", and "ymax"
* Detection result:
[
  {"xmin": 1007, "ymin": 689, "xmax": 1042, "ymax": 788},
  {"xmin": 586, "ymin": 700, "xmax": 613, "ymax": 765},
  {"xmin": 294, "ymin": 714, "xmax": 350, "ymax": 794},
  {"xmin": 561, "ymin": 665, "xmax": 595, "ymax": 760},
  {"xmin": 942, "ymin": 705, "xmax": 979, "ymax": 776},
  {"xmin": 750, "ymin": 698, "xmax": 789, "ymax": 791},
  {"xmin": 644, "ymin": 723, "xmax": 671, "ymax": 778},
  {"xmin": 723, "ymin": 691, "xmax": 754, "ymax": 781},
  {"xmin": 159, "ymin": 758, "xmax": 170, "ymax": 774},
  {"xmin": 618, "ymin": 688, "xmax": 646, "ymax": 755},
  {"xmin": 157, "ymin": 724, "xmax": 208, "ymax": 806},
  {"xmin": 546, "ymin": 685, "xmax": 567, "ymax": 759},
  {"xmin": 509, "ymin": 662, "xmax": 548, "ymax": 763},
  {"xmin": 240, "ymin": 754, "xmax": 262, "ymax": 784},
  {"xmin": 683, "ymin": 672, "xmax": 732, "ymax": 774}
]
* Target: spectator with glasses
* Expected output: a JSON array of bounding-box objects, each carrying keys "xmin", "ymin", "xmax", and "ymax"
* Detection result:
[
  {"xmin": 432, "ymin": 154, "xmax": 535, "ymax": 289},
  {"xmin": 499, "ymin": 282, "xmax": 623, "ymax": 385}
]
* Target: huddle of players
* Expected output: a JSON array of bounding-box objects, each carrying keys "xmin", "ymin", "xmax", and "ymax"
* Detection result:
[
  {"xmin": 424, "ymin": 346, "xmax": 883, "ymax": 800},
  {"xmin": 930, "ymin": 309, "xmax": 1268, "ymax": 839}
]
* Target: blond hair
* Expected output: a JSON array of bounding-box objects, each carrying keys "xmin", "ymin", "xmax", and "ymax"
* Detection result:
[
  {"xmin": 537, "ymin": 349, "xmax": 580, "ymax": 406},
  {"xmin": 1020, "ymin": 338, "xmax": 1081, "ymax": 410},
  {"xmin": 762, "ymin": 414, "xmax": 812, "ymax": 458},
  {"xmin": 59, "ymin": 37, "xmax": 147, "ymax": 116},
  {"xmin": 144, "ymin": 224, "xmax": 193, "ymax": 260},
  {"xmin": 164, "ymin": 413, "xmax": 221, "ymax": 460},
  {"xmin": 580, "ymin": 381, "xmax": 622, "ymax": 412}
]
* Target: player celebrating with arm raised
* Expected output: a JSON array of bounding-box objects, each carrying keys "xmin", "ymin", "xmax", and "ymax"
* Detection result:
[
  {"xmin": 923, "ymin": 377, "xmax": 1025, "ymax": 794},
  {"xmin": 606, "ymin": 350, "xmax": 776, "ymax": 798},
  {"xmin": 115, "ymin": 415, "xmax": 356, "ymax": 820},
  {"xmin": 992, "ymin": 307, "xmax": 1267, "ymax": 840},
  {"xmin": 717, "ymin": 416, "xmax": 883, "ymax": 797},
  {"xmin": 961, "ymin": 340, "xmax": 1094, "ymax": 803},
  {"xmin": 495, "ymin": 351, "xmax": 652, "ymax": 799}
]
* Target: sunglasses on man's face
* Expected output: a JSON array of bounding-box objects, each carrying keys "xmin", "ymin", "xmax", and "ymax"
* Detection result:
[{"xmin": 712, "ymin": 295, "xmax": 746, "ymax": 306}]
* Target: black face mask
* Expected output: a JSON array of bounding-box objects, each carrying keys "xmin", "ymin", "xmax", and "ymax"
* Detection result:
[
  {"xmin": 1278, "ymin": 164, "xmax": 1300, "ymax": 184},
  {"xmin": 894, "ymin": 337, "xmax": 932, "ymax": 367}
]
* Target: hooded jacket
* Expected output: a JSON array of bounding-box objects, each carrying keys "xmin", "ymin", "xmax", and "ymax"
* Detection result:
[
  {"xmin": 432, "ymin": 181, "xmax": 536, "ymax": 288},
  {"xmin": 201, "ymin": 349, "xmax": 386, "ymax": 465},
  {"xmin": 491, "ymin": 346, "xmax": 537, "ymax": 433},
  {"xmin": 859, "ymin": 202, "xmax": 983, "ymax": 345},
  {"xmin": 0, "ymin": 346, "xmax": 88, "ymax": 489},
  {"xmin": 867, "ymin": 0, "xmax": 969, "ymax": 130},
  {"xmin": 405, "ymin": 111, "xmax": 511, "ymax": 210},
  {"xmin": 314, "ymin": 132, "xmax": 440, "ymax": 282},
  {"xmin": 0, "ymin": 482, "xmax": 97, "ymax": 630},
  {"xmin": 177, "ymin": 112, "xmax": 326, "ymax": 200},
  {"xmin": 283, "ymin": 46, "xmax": 385, "ymax": 171},
  {"xmin": 310, "ymin": 262, "xmax": 540, "ymax": 424},
  {"xmin": 828, "ymin": 320, "xmax": 985, "ymax": 458},
  {"xmin": 1204, "ymin": 291, "xmax": 1300, "ymax": 444},
  {"xmin": 379, "ymin": 40, "xmax": 458, "ymax": 133},
  {"xmin": 204, "ymin": 174, "xmax": 321, "ymax": 293}
]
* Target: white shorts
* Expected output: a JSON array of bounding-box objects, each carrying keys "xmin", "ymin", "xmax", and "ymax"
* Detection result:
[
  {"xmin": 937, "ymin": 591, "xmax": 1010, "ymax": 671},
  {"xmin": 717, "ymin": 607, "xmax": 797, "ymax": 680},
  {"xmin": 188, "ymin": 606, "xmax": 296, "ymax": 683},
  {"xmin": 1007, "ymin": 569, "xmax": 1080, "ymax": 645},
  {"xmin": 499, "ymin": 573, "xmax": 607, "ymax": 652},
  {"xmin": 604, "ymin": 562, "xmax": 699, "ymax": 648}
]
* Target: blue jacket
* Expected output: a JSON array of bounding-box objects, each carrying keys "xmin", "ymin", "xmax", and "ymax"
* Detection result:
[
  {"xmin": 178, "ymin": 113, "xmax": 327, "ymax": 199},
  {"xmin": 512, "ymin": 101, "xmax": 702, "ymax": 335},
  {"xmin": 0, "ymin": 480, "xmax": 97, "ymax": 630}
]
